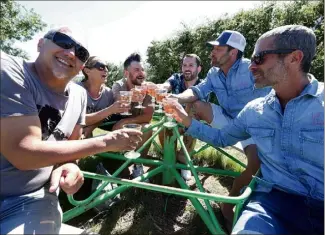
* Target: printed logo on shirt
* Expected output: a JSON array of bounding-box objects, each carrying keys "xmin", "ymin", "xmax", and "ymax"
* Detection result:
[
  {"xmin": 312, "ymin": 112, "xmax": 324, "ymax": 126},
  {"xmin": 37, "ymin": 104, "xmax": 67, "ymax": 140}
]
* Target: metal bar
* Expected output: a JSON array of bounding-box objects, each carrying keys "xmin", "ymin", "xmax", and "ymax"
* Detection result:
[
  {"xmin": 137, "ymin": 124, "xmax": 164, "ymax": 153},
  {"xmin": 142, "ymin": 116, "xmax": 166, "ymax": 133},
  {"xmin": 174, "ymin": 128, "xmax": 221, "ymax": 231},
  {"xmin": 162, "ymin": 131, "xmax": 177, "ymax": 184},
  {"xmin": 63, "ymin": 166, "xmax": 165, "ymax": 222},
  {"xmin": 189, "ymin": 143, "xmax": 211, "ymax": 156},
  {"xmin": 152, "ymin": 140, "xmax": 163, "ymax": 154},
  {"xmin": 172, "ymin": 168, "xmax": 223, "ymax": 235},
  {"xmin": 232, "ymin": 170, "xmax": 259, "ymax": 227},
  {"xmin": 174, "ymin": 163, "xmax": 241, "ymax": 177},
  {"xmin": 215, "ymin": 147, "xmax": 247, "ymax": 168},
  {"xmin": 97, "ymin": 152, "xmax": 240, "ymax": 177},
  {"xmin": 81, "ymin": 171, "xmax": 252, "ymax": 203},
  {"xmin": 67, "ymin": 159, "xmax": 133, "ymax": 206},
  {"xmin": 98, "ymin": 121, "xmax": 117, "ymax": 128}
]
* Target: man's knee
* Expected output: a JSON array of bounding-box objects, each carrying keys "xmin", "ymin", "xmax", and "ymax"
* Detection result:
[
  {"xmin": 192, "ymin": 100, "xmax": 206, "ymax": 113},
  {"xmin": 192, "ymin": 101, "xmax": 213, "ymax": 123}
]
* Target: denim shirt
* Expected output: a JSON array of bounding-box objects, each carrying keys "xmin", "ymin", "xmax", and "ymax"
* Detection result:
[
  {"xmin": 186, "ymin": 75, "xmax": 324, "ymax": 201},
  {"xmin": 191, "ymin": 58, "xmax": 272, "ymax": 119}
]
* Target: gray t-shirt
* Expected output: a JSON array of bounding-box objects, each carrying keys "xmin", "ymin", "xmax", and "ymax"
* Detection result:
[
  {"xmin": 112, "ymin": 78, "xmax": 151, "ymax": 117},
  {"xmin": 0, "ymin": 52, "xmax": 87, "ymax": 197},
  {"xmin": 77, "ymin": 82, "xmax": 114, "ymax": 123}
]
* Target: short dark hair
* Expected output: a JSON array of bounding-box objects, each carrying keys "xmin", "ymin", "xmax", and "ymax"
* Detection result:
[
  {"xmin": 123, "ymin": 53, "xmax": 142, "ymax": 70},
  {"xmin": 227, "ymin": 45, "xmax": 243, "ymax": 60},
  {"xmin": 183, "ymin": 54, "xmax": 201, "ymax": 67}
]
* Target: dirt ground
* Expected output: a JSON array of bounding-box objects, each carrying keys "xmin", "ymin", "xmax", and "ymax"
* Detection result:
[{"xmin": 60, "ymin": 146, "xmax": 247, "ymax": 235}]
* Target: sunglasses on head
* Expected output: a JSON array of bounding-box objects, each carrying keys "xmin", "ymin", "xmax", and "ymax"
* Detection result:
[
  {"xmin": 44, "ymin": 31, "xmax": 90, "ymax": 63},
  {"xmin": 251, "ymin": 49, "xmax": 296, "ymax": 65},
  {"xmin": 91, "ymin": 62, "xmax": 108, "ymax": 71}
]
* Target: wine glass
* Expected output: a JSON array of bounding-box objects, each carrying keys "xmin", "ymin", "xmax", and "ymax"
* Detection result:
[
  {"xmin": 155, "ymin": 88, "xmax": 167, "ymax": 113},
  {"xmin": 134, "ymin": 85, "xmax": 146, "ymax": 109},
  {"xmin": 122, "ymin": 123, "xmax": 142, "ymax": 159},
  {"xmin": 147, "ymin": 83, "xmax": 157, "ymax": 108},
  {"xmin": 119, "ymin": 91, "xmax": 133, "ymax": 115},
  {"xmin": 162, "ymin": 97, "xmax": 178, "ymax": 128}
]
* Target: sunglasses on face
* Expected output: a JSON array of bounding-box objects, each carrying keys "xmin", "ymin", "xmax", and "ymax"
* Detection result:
[
  {"xmin": 44, "ymin": 31, "xmax": 90, "ymax": 62},
  {"xmin": 91, "ymin": 62, "xmax": 108, "ymax": 71},
  {"xmin": 251, "ymin": 49, "xmax": 296, "ymax": 65}
]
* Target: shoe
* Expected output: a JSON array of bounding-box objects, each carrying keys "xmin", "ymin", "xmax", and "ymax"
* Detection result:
[
  {"xmin": 91, "ymin": 162, "xmax": 121, "ymax": 212},
  {"xmin": 181, "ymin": 169, "xmax": 192, "ymax": 181},
  {"xmin": 132, "ymin": 164, "xmax": 149, "ymax": 182}
]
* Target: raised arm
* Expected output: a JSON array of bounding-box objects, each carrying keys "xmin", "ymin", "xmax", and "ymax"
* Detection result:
[
  {"xmin": 171, "ymin": 102, "xmax": 250, "ymax": 148},
  {"xmin": 0, "ymin": 115, "xmax": 142, "ymax": 170},
  {"xmin": 85, "ymin": 100, "xmax": 127, "ymax": 126}
]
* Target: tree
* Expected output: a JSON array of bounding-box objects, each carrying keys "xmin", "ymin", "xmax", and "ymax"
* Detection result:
[
  {"xmin": 146, "ymin": 0, "xmax": 324, "ymax": 83},
  {"xmin": 105, "ymin": 62, "xmax": 124, "ymax": 88},
  {"xmin": 0, "ymin": 0, "xmax": 46, "ymax": 59}
]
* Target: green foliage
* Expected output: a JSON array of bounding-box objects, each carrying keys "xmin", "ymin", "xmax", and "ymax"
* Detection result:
[
  {"xmin": 105, "ymin": 62, "xmax": 124, "ymax": 88},
  {"xmin": 146, "ymin": 0, "xmax": 324, "ymax": 83},
  {"xmin": 0, "ymin": 0, "xmax": 47, "ymax": 59}
]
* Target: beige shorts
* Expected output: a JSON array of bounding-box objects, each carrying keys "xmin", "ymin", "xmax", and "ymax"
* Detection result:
[{"xmin": 209, "ymin": 103, "xmax": 254, "ymax": 150}]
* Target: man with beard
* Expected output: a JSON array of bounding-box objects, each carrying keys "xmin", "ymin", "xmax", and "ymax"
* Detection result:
[
  {"xmin": 0, "ymin": 27, "xmax": 142, "ymax": 234},
  {"xmin": 170, "ymin": 30, "xmax": 271, "ymax": 229},
  {"xmin": 111, "ymin": 53, "xmax": 154, "ymax": 179},
  {"xmin": 157, "ymin": 54, "xmax": 208, "ymax": 180},
  {"xmin": 169, "ymin": 25, "xmax": 324, "ymax": 235}
]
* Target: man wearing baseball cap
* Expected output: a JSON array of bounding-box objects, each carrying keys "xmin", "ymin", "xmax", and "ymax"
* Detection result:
[{"xmin": 170, "ymin": 30, "xmax": 272, "ymax": 230}]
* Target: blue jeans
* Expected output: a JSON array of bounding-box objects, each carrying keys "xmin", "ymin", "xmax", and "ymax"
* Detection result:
[
  {"xmin": 232, "ymin": 188, "xmax": 324, "ymax": 234},
  {"xmin": 0, "ymin": 184, "xmax": 62, "ymax": 234}
]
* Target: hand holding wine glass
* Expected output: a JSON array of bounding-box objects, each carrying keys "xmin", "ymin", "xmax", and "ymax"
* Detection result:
[
  {"xmin": 162, "ymin": 97, "xmax": 178, "ymax": 128},
  {"xmin": 119, "ymin": 91, "xmax": 133, "ymax": 115},
  {"xmin": 147, "ymin": 83, "xmax": 158, "ymax": 108},
  {"xmin": 134, "ymin": 85, "xmax": 146, "ymax": 109},
  {"xmin": 122, "ymin": 123, "xmax": 142, "ymax": 159},
  {"xmin": 155, "ymin": 88, "xmax": 167, "ymax": 113},
  {"xmin": 167, "ymin": 99, "xmax": 192, "ymax": 128}
]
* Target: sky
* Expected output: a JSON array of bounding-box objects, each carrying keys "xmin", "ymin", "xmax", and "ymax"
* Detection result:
[{"xmin": 16, "ymin": 1, "xmax": 262, "ymax": 65}]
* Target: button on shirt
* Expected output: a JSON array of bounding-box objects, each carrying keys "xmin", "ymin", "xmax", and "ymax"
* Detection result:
[
  {"xmin": 186, "ymin": 75, "xmax": 324, "ymax": 201},
  {"xmin": 191, "ymin": 58, "xmax": 272, "ymax": 119}
]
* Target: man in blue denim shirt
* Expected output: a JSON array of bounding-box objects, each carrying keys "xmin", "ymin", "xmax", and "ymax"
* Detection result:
[
  {"xmin": 171, "ymin": 25, "xmax": 324, "ymax": 234},
  {"xmin": 171, "ymin": 30, "xmax": 271, "ymax": 226}
]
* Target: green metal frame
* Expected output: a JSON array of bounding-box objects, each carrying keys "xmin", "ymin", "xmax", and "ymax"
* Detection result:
[{"xmin": 63, "ymin": 115, "xmax": 257, "ymax": 234}]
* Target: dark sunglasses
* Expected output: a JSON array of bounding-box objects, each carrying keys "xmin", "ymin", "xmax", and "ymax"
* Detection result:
[
  {"xmin": 90, "ymin": 62, "xmax": 108, "ymax": 71},
  {"xmin": 44, "ymin": 31, "xmax": 90, "ymax": 62},
  {"xmin": 251, "ymin": 49, "xmax": 296, "ymax": 65}
]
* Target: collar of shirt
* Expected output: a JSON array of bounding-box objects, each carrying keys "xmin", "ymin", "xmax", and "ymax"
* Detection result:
[
  {"xmin": 216, "ymin": 58, "xmax": 242, "ymax": 77},
  {"xmin": 265, "ymin": 74, "xmax": 320, "ymax": 115},
  {"xmin": 266, "ymin": 74, "xmax": 320, "ymax": 106}
]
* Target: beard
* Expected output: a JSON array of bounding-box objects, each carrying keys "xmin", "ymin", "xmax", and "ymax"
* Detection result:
[
  {"xmin": 254, "ymin": 60, "xmax": 288, "ymax": 88},
  {"xmin": 183, "ymin": 71, "xmax": 197, "ymax": 81},
  {"xmin": 211, "ymin": 53, "xmax": 230, "ymax": 67},
  {"xmin": 131, "ymin": 76, "xmax": 145, "ymax": 85},
  {"xmin": 52, "ymin": 68, "xmax": 70, "ymax": 80}
]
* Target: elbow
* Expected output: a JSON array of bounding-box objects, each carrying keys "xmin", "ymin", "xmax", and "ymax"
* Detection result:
[{"xmin": 9, "ymin": 158, "xmax": 33, "ymax": 171}]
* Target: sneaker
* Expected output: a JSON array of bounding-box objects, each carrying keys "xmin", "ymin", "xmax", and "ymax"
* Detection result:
[
  {"xmin": 91, "ymin": 162, "xmax": 120, "ymax": 212},
  {"xmin": 132, "ymin": 164, "xmax": 149, "ymax": 182},
  {"xmin": 181, "ymin": 169, "xmax": 192, "ymax": 181}
]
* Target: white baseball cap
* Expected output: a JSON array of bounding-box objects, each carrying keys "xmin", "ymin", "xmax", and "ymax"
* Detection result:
[{"xmin": 207, "ymin": 30, "xmax": 247, "ymax": 52}]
